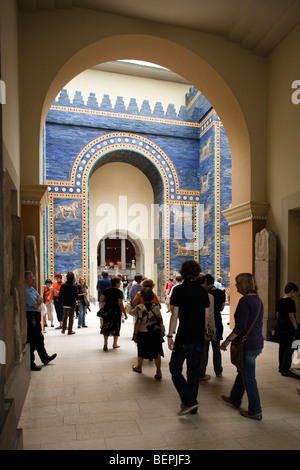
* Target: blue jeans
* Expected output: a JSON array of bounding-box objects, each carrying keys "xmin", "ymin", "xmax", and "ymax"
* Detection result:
[
  {"xmin": 78, "ymin": 302, "xmax": 87, "ymax": 327},
  {"xmin": 169, "ymin": 342, "xmax": 203, "ymax": 406},
  {"xmin": 230, "ymin": 348, "xmax": 262, "ymax": 415},
  {"xmin": 53, "ymin": 296, "xmax": 63, "ymax": 322}
]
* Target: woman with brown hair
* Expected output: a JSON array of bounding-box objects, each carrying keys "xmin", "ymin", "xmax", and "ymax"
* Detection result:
[{"xmin": 221, "ymin": 273, "xmax": 264, "ymax": 420}]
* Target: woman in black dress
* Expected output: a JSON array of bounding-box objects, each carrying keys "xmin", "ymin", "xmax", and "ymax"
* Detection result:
[
  {"xmin": 276, "ymin": 282, "xmax": 298, "ymax": 376},
  {"xmin": 100, "ymin": 276, "xmax": 127, "ymax": 350}
]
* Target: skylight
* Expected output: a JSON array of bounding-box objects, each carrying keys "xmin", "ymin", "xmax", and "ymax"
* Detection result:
[{"xmin": 117, "ymin": 60, "xmax": 169, "ymax": 70}]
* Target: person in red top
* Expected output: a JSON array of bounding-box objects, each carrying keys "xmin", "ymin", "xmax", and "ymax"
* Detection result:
[
  {"xmin": 43, "ymin": 279, "xmax": 54, "ymax": 327},
  {"xmin": 132, "ymin": 279, "xmax": 161, "ymax": 308},
  {"xmin": 53, "ymin": 273, "xmax": 63, "ymax": 329},
  {"xmin": 165, "ymin": 278, "xmax": 175, "ymax": 312}
]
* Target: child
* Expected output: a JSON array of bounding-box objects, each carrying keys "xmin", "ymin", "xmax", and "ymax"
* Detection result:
[{"xmin": 43, "ymin": 279, "xmax": 54, "ymax": 327}]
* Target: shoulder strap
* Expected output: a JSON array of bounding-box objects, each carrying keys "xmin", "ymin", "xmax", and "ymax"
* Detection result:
[
  {"xmin": 149, "ymin": 305, "xmax": 161, "ymax": 320},
  {"xmin": 244, "ymin": 299, "xmax": 262, "ymax": 340}
]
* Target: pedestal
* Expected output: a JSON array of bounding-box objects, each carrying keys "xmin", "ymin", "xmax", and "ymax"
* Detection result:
[{"xmin": 223, "ymin": 201, "xmax": 269, "ymax": 328}]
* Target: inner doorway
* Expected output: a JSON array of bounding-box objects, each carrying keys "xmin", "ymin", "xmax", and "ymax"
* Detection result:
[
  {"xmin": 97, "ymin": 234, "xmax": 141, "ymax": 280},
  {"xmin": 89, "ymin": 161, "xmax": 155, "ymax": 299},
  {"xmin": 98, "ymin": 237, "xmax": 136, "ymax": 269}
]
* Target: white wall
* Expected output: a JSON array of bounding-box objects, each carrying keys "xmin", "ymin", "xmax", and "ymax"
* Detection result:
[
  {"xmin": 89, "ymin": 162, "xmax": 155, "ymax": 299},
  {"xmin": 0, "ymin": 0, "xmax": 20, "ymax": 209},
  {"xmin": 62, "ymin": 68, "xmax": 190, "ymax": 113},
  {"xmin": 266, "ymin": 22, "xmax": 300, "ymax": 301}
]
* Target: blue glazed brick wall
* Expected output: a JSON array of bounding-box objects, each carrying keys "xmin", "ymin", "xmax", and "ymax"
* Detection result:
[
  {"xmin": 43, "ymin": 87, "xmax": 232, "ymax": 293},
  {"xmin": 199, "ymin": 123, "xmax": 216, "ymax": 275}
]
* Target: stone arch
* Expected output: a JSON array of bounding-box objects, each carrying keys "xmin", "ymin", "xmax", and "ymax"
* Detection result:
[
  {"xmin": 98, "ymin": 228, "xmax": 145, "ymax": 275},
  {"xmin": 45, "ymin": 125, "xmax": 203, "ymax": 293},
  {"xmin": 74, "ymin": 131, "xmax": 186, "ymax": 281},
  {"xmin": 40, "ymin": 33, "xmax": 251, "ymax": 306},
  {"xmin": 41, "ymin": 34, "xmax": 250, "ymax": 206}
]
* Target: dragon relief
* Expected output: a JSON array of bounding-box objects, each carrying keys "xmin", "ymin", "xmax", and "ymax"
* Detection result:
[{"xmin": 55, "ymin": 235, "xmax": 79, "ymax": 253}]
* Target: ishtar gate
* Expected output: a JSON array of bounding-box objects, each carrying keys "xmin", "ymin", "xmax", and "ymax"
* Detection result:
[{"xmin": 44, "ymin": 77, "xmax": 231, "ymax": 301}]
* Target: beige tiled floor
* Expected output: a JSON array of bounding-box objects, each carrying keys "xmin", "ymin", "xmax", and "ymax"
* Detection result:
[{"xmin": 18, "ymin": 304, "xmax": 300, "ymax": 450}]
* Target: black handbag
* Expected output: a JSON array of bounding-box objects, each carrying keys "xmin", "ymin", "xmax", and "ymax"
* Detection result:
[
  {"xmin": 230, "ymin": 299, "xmax": 261, "ymax": 371},
  {"xmin": 97, "ymin": 305, "xmax": 109, "ymax": 318},
  {"xmin": 97, "ymin": 308, "xmax": 105, "ymax": 318}
]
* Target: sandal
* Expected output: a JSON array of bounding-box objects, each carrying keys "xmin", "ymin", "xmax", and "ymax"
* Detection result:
[
  {"xmin": 154, "ymin": 374, "xmax": 162, "ymax": 380},
  {"xmin": 132, "ymin": 366, "xmax": 142, "ymax": 373}
]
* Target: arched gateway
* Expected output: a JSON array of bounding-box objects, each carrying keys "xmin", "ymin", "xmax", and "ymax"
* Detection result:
[
  {"xmin": 20, "ymin": 32, "xmax": 262, "ymax": 312},
  {"xmin": 44, "ymin": 123, "xmax": 223, "ymax": 299}
]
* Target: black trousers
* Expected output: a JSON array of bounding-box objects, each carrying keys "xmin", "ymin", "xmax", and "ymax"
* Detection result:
[
  {"xmin": 169, "ymin": 341, "xmax": 203, "ymax": 407},
  {"xmin": 26, "ymin": 311, "xmax": 49, "ymax": 366},
  {"xmin": 277, "ymin": 330, "xmax": 294, "ymax": 373}
]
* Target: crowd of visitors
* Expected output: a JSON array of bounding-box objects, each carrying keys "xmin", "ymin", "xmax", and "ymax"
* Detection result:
[{"xmin": 25, "ymin": 261, "xmax": 300, "ymax": 417}]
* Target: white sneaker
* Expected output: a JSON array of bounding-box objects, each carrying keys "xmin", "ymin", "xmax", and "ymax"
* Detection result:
[
  {"xmin": 199, "ymin": 374, "xmax": 210, "ymax": 381},
  {"xmin": 178, "ymin": 404, "xmax": 198, "ymax": 415}
]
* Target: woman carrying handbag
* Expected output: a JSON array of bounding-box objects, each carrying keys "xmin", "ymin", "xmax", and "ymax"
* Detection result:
[{"xmin": 220, "ymin": 273, "xmax": 264, "ymax": 420}]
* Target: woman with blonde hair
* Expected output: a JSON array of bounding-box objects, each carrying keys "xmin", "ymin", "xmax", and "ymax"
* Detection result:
[{"xmin": 221, "ymin": 273, "xmax": 264, "ymax": 420}]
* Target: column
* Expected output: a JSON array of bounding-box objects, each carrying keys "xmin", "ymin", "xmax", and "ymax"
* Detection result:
[
  {"xmin": 255, "ymin": 228, "xmax": 277, "ymax": 339},
  {"xmin": 121, "ymin": 238, "xmax": 126, "ymax": 270},
  {"xmin": 20, "ymin": 185, "xmax": 49, "ymax": 293},
  {"xmin": 101, "ymin": 239, "xmax": 106, "ymax": 267}
]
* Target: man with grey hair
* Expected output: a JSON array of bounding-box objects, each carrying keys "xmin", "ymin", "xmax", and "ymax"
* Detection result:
[{"xmin": 25, "ymin": 271, "xmax": 57, "ymax": 370}]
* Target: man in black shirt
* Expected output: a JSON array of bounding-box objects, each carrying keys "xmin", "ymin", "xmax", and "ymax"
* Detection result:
[
  {"xmin": 168, "ymin": 260, "xmax": 209, "ymax": 415},
  {"xmin": 276, "ymin": 282, "xmax": 298, "ymax": 375},
  {"xmin": 59, "ymin": 272, "xmax": 78, "ymax": 335}
]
